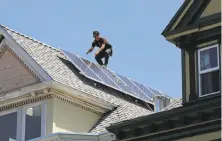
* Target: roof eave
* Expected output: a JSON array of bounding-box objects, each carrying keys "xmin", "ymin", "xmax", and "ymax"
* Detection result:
[
  {"xmin": 162, "ymin": 0, "xmax": 191, "ymax": 35},
  {"xmin": 0, "ymin": 81, "xmax": 116, "ymax": 113},
  {"xmin": 106, "ymin": 94, "xmax": 221, "ymax": 133}
]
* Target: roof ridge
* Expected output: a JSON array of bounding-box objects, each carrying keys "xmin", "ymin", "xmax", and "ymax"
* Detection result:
[{"xmin": 0, "ymin": 24, "xmax": 61, "ymax": 53}]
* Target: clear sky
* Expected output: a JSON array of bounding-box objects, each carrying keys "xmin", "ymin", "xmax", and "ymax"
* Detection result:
[{"xmin": 1, "ymin": 0, "xmax": 184, "ymax": 98}]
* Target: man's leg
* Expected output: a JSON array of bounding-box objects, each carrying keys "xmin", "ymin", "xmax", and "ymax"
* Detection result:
[
  {"xmin": 95, "ymin": 52, "xmax": 104, "ymax": 66},
  {"xmin": 104, "ymin": 49, "xmax": 112, "ymax": 66}
]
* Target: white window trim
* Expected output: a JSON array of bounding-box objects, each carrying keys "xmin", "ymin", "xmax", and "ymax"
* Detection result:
[
  {"xmin": 0, "ymin": 100, "xmax": 47, "ymax": 141},
  {"xmin": 21, "ymin": 101, "xmax": 47, "ymax": 141},
  {"xmin": 198, "ymin": 44, "xmax": 220, "ymax": 97},
  {"xmin": 0, "ymin": 107, "xmax": 21, "ymax": 141}
]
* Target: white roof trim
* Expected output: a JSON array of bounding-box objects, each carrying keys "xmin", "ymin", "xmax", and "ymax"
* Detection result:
[
  {"xmin": 0, "ymin": 26, "xmax": 52, "ymax": 81},
  {"xmin": 28, "ymin": 132, "xmax": 115, "ymax": 141},
  {"xmin": 0, "ymin": 81, "xmax": 115, "ymax": 111}
]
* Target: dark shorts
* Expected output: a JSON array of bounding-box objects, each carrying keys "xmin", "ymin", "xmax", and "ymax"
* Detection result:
[{"xmin": 96, "ymin": 48, "xmax": 113, "ymax": 58}]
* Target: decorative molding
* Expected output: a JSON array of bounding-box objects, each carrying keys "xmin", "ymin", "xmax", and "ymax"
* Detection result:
[
  {"xmin": 0, "ymin": 40, "xmax": 7, "ymax": 58},
  {"xmin": 0, "ymin": 81, "xmax": 116, "ymax": 115},
  {"xmin": 197, "ymin": 40, "xmax": 218, "ymax": 48},
  {"xmin": 107, "ymin": 95, "xmax": 221, "ymax": 140},
  {"xmin": 0, "ymin": 94, "xmax": 53, "ymax": 112},
  {"xmin": 170, "ymin": 0, "xmax": 194, "ymax": 30},
  {"xmin": 165, "ymin": 21, "xmax": 221, "ymax": 41},
  {"xmin": 53, "ymin": 94, "xmax": 103, "ymax": 115},
  {"xmin": 0, "ymin": 92, "xmax": 103, "ymax": 116},
  {"xmin": 128, "ymin": 120, "xmax": 220, "ymax": 141},
  {"xmin": 0, "ymin": 81, "xmax": 115, "ymax": 111}
]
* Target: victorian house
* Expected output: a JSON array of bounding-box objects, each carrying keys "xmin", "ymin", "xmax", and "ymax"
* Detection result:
[
  {"xmin": 107, "ymin": 0, "xmax": 221, "ymax": 140},
  {"xmin": 0, "ymin": 23, "xmax": 171, "ymax": 141}
]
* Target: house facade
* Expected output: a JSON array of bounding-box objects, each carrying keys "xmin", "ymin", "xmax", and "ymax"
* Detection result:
[
  {"xmin": 107, "ymin": 0, "xmax": 221, "ymax": 140},
  {"xmin": 0, "ymin": 23, "xmax": 171, "ymax": 141}
]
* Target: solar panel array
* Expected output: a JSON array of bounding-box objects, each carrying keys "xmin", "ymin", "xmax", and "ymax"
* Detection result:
[{"xmin": 61, "ymin": 49, "xmax": 169, "ymax": 103}]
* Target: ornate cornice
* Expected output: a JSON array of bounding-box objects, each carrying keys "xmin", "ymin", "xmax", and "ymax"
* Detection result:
[
  {"xmin": 107, "ymin": 95, "xmax": 221, "ymax": 140},
  {"xmin": 53, "ymin": 94, "xmax": 102, "ymax": 115},
  {"xmin": 0, "ymin": 88, "xmax": 104, "ymax": 115},
  {"xmin": 0, "ymin": 94, "xmax": 53, "ymax": 111}
]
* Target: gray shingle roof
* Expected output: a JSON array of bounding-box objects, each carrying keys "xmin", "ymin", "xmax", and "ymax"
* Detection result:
[
  {"xmin": 161, "ymin": 98, "xmax": 182, "ymax": 111},
  {"xmin": 1, "ymin": 25, "xmax": 153, "ymax": 133}
]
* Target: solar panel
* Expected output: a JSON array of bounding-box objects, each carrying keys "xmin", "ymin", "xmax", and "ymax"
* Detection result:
[
  {"xmin": 102, "ymin": 67, "xmax": 135, "ymax": 95},
  {"xmin": 147, "ymin": 87, "xmax": 164, "ymax": 96},
  {"xmin": 61, "ymin": 49, "xmax": 102, "ymax": 82},
  {"xmin": 81, "ymin": 58, "xmax": 120, "ymax": 89},
  {"xmin": 81, "ymin": 58, "xmax": 144, "ymax": 99},
  {"xmin": 116, "ymin": 73, "xmax": 150, "ymax": 101},
  {"xmin": 130, "ymin": 79, "xmax": 155, "ymax": 99},
  {"xmin": 61, "ymin": 49, "xmax": 158, "ymax": 103}
]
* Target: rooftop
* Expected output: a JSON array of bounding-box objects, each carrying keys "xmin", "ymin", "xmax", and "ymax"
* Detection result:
[{"xmin": 0, "ymin": 24, "xmax": 174, "ymax": 133}]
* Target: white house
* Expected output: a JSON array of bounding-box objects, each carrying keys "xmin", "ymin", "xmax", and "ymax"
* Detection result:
[{"xmin": 0, "ymin": 25, "xmax": 172, "ymax": 141}]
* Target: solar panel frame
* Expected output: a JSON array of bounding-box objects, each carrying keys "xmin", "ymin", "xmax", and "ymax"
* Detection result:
[
  {"xmin": 147, "ymin": 86, "xmax": 164, "ymax": 96},
  {"xmin": 82, "ymin": 62, "xmax": 150, "ymax": 102},
  {"xmin": 130, "ymin": 79, "xmax": 156, "ymax": 99},
  {"xmin": 102, "ymin": 67, "xmax": 137, "ymax": 96},
  {"xmin": 81, "ymin": 58, "xmax": 120, "ymax": 89},
  {"xmin": 61, "ymin": 49, "xmax": 103, "ymax": 82},
  {"xmin": 72, "ymin": 54, "xmax": 149, "ymax": 101},
  {"xmin": 61, "ymin": 49, "xmax": 155, "ymax": 103},
  {"xmin": 115, "ymin": 73, "xmax": 151, "ymax": 101}
]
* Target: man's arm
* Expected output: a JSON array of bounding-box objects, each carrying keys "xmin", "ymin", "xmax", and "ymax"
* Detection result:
[
  {"xmin": 95, "ymin": 44, "xmax": 105, "ymax": 56},
  {"xmin": 99, "ymin": 44, "xmax": 105, "ymax": 52},
  {"xmin": 86, "ymin": 46, "xmax": 94, "ymax": 54},
  {"xmin": 87, "ymin": 41, "xmax": 96, "ymax": 54}
]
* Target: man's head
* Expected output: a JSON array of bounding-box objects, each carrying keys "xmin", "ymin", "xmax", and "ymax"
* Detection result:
[{"xmin": 93, "ymin": 31, "xmax": 100, "ymax": 41}]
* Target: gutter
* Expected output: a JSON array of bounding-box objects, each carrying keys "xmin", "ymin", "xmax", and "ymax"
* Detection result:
[
  {"xmin": 106, "ymin": 94, "xmax": 221, "ymax": 132},
  {"xmin": 28, "ymin": 131, "xmax": 116, "ymax": 141}
]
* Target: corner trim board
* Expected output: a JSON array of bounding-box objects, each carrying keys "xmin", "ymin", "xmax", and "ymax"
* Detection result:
[
  {"xmin": 181, "ymin": 49, "xmax": 186, "ymax": 104},
  {"xmin": 165, "ymin": 21, "xmax": 221, "ymax": 40},
  {"xmin": 170, "ymin": 0, "xmax": 195, "ymax": 30}
]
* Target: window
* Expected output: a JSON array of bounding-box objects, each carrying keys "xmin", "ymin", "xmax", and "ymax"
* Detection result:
[
  {"xmin": 198, "ymin": 44, "xmax": 220, "ymax": 96},
  {"xmin": 25, "ymin": 105, "xmax": 42, "ymax": 140},
  {"xmin": 0, "ymin": 111, "xmax": 17, "ymax": 141},
  {"xmin": 0, "ymin": 102, "xmax": 46, "ymax": 141}
]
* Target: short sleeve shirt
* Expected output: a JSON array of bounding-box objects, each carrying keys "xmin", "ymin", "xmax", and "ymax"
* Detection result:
[{"xmin": 92, "ymin": 37, "xmax": 112, "ymax": 49}]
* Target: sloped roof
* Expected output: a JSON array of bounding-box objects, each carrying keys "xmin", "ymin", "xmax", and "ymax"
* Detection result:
[
  {"xmin": 161, "ymin": 98, "xmax": 182, "ymax": 111},
  {"xmin": 162, "ymin": 0, "xmax": 221, "ymax": 41},
  {"xmin": 0, "ymin": 24, "xmax": 155, "ymax": 133}
]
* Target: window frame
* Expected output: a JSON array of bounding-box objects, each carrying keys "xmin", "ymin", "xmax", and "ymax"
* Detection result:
[
  {"xmin": 0, "ymin": 100, "xmax": 47, "ymax": 141},
  {"xmin": 21, "ymin": 101, "xmax": 47, "ymax": 141},
  {"xmin": 198, "ymin": 44, "xmax": 220, "ymax": 97},
  {"xmin": 0, "ymin": 107, "xmax": 21, "ymax": 141}
]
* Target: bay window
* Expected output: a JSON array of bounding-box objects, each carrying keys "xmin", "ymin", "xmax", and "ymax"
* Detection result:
[
  {"xmin": 198, "ymin": 44, "xmax": 220, "ymax": 96},
  {"xmin": 0, "ymin": 102, "xmax": 46, "ymax": 141}
]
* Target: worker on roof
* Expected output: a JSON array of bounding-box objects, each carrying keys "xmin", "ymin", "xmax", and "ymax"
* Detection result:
[{"xmin": 86, "ymin": 31, "xmax": 113, "ymax": 67}]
